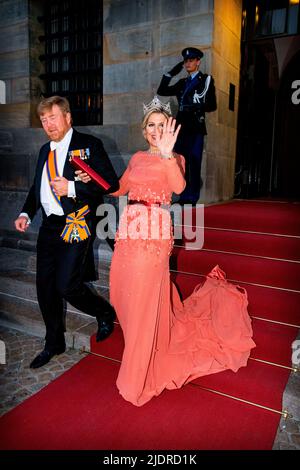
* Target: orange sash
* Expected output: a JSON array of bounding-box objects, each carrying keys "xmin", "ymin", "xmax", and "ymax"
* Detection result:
[{"xmin": 46, "ymin": 150, "xmax": 62, "ymax": 208}]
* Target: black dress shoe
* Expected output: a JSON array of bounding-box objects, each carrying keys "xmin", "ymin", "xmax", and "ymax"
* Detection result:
[
  {"xmin": 96, "ymin": 319, "xmax": 114, "ymax": 342},
  {"xmin": 30, "ymin": 346, "xmax": 65, "ymax": 369}
]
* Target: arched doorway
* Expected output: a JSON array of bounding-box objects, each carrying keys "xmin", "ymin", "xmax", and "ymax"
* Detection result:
[
  {"xmin": 235, "ymin": 0, "xmax": 300, "ymax": 200},
  {"xmin": 272, "ymin": 50, "xmax": 300, "ymax": 198},
  {"xmin": 235, "ymin": 39, "xmax": 300, "ymax": 200},
  {"xmin": 234, "ymin": 39, "xmax": 279, "ymax": 198}
]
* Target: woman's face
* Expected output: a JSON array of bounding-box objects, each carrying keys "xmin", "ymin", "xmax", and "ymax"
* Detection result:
[{"xmin": 144, "ymin": 112, "xmax": 167, "ymax": 148}]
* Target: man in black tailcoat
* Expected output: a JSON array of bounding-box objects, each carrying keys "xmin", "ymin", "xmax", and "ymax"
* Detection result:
[
  {"xmin": 157, "ymin": 47, "xmax": 217, "ymax": 205},
  {"xmin": 14, "ymin": 96, "xmax": 119, "ymax": 368}
]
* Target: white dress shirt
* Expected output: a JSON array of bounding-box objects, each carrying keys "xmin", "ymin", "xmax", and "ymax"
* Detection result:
[{"xmin": 20, "ymin": 127, "xmax": 76, "ymax": 221}]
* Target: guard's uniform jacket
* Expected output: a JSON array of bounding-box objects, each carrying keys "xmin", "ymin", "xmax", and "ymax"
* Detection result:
[{"xmin": 157, "ymin": 71, "xmax": 217, "ymax": 134}]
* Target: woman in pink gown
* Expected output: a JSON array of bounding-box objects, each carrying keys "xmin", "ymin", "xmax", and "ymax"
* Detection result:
[{"xmin": 78, "ymin": 102, "xmax": 255, "ymax": 407}]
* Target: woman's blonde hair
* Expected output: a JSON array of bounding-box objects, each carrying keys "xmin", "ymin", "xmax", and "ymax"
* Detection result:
[{"xmin": 142, "ymin": 108, "xmax": 171, "ymax": 130}]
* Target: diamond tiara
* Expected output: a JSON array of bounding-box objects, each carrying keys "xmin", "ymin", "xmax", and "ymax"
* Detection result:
[{"xmin": 143, "ymin": 95, "xmax": 171, "ymax": 115}]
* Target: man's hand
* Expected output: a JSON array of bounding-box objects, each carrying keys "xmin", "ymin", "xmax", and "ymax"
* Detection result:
[
  {"xmin": 168, "ymin": 61, "xmax": 184, "ymax": 77},
  {"xmin": 75, "ymin": 170, "xmax": 91, "ymax": 184},
  {"xmin": 15, "ymin": 216, "xmax": 29, "ymax": 233},
  {"xmin": 50, "ymin": 177, "xmax": 69, "ymax": 196}
]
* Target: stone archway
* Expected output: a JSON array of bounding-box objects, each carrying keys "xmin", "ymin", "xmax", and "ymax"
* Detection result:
[{"xmin": 272, "ymin": 49, "xmax": 300, "ymax": 198}]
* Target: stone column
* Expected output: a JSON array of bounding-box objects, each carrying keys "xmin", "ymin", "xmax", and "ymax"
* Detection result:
[{"xmin": 204, "ymin": 0, "xmax": 242, "ymax": 202}]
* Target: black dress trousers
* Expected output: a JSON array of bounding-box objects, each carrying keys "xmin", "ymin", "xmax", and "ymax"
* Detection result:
[{"xmin": 36, "ymin": 212, "xmax": 113, "ymax": 351}]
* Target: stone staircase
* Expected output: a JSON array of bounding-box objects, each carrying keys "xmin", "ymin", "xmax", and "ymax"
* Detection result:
[
  {"xmin": 0, "ymin": 233, "xmax": 113, "ymax": 352},
  {"xmin": 0, "ymin": 225, "xmax": 299, "ymax": 423}
]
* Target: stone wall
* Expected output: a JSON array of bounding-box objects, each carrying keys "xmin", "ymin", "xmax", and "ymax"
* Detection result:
[
  {"xmin": 0, "ymin": 0, "xmax": 31, "ymax": 127},
  {"xmin": 103, "ymin": 0, "xmax": 215, "ymax": 154},
  {"xmin": 203, "ymin": 0, "xmax": 242, "ymax": 202},
  {"xmin": 28, "ymin": 0, "xmax": 46, "ymax": 127}
]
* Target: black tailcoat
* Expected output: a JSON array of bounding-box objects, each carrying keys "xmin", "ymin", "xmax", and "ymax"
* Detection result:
[
  {"xmin": 22, "ymin": 128, "xmax": 119, "ymax": 220},
  {"xmin": 20, "ymin": 129, "xmax": 119, "ymax": 350}
]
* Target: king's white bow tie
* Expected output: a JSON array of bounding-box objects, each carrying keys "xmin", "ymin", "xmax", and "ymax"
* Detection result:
[
  {"xmin": 50, "ymin": 140, "xmax": 65, "ymax": 151},
  {"xmin": 50, "ymin": 141, "xmax": 58, "ymax": 151}
]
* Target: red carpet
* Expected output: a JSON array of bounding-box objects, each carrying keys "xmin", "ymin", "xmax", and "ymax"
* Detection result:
[
  {"xmin": 0, "ymin": 199, "xmax": 299, "ymax": 450},
  {"xmin": 172, "ymin": 272, "xmax": 300, "ymax": 324},
  {"xmin": 185, "ymin": 200, "xmax": 300, "ymax": 235},
  {"xmin": 89, "ymin": 318, "xmax": 297, "ymax": 369},
  {"xmin": 0, "ymin": 355, "xmax": 281, "ymax": 450},
  {"xmin": 196, "ymin": 228, "xmax": 300, "ymax": 261},
  {"xmin": 172, "ymin": 247, "xmax": 300, "ymax": 290}
]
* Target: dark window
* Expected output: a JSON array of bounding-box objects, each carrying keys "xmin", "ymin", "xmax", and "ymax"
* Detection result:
[
  {"xmin": 39, "ymin": 0, "xmax": 103, "ymax": 125},
  {"xmin": 229, "ymin": 83, "xmax": 235, "ymax": 111},
  {"xmin": 242, "ymin": 0, "xmax": 299, "ymax": 40},
  {"xmin": 255, "ymin": 0, "xmax": 287, "ymax": 36}
]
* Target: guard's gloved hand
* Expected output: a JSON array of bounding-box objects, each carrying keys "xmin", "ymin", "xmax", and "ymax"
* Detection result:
[{"xmin": 167, "ymin": 61, "xmax": 184, "ymax": 77}]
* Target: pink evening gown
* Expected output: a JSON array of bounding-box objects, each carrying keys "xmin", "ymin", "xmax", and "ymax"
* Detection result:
[{"xmin": 109, "ymin": 151, "xmax": 256, "ymax": 406}]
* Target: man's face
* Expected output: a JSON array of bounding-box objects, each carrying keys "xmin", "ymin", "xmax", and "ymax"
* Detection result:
[
  {"xmin": 40, "ymin": 104, "xmax": 72, "ymax": 142},
  {"xmin": 184, "ymin": 58, "xmax": 201, "ymax": 74}
]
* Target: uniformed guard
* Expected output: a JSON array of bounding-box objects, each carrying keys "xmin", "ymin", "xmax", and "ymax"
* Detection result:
[{"xmin": 157, "ymin": 47, "xmax": 217, "ymax": 204}]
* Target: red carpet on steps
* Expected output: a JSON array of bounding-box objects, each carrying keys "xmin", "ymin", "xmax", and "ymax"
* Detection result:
[
  {"xmin": 0, "ymin": 199, "xmax": 299, "ymax": 450},
  {"xmin": 172, "ymin": 272, "xmax": 300, "ymax": 325},
  {"xmin": 0, "ymin": 355, "xmax": 283, "ymax": 450},
  {"xmin": 89, "ymin": 318, "xmax": 298, "ymax": 369},
  {"xmin": 194, "ymin": 228, "xmax": 300, "ymax": 261},
  {"xmin": 184, "ymin": 200, "xmax": 300, "ymax": 235},
  {"xmin": 172, "ymin": 248, "xmax": 300, "ymax": 290}
]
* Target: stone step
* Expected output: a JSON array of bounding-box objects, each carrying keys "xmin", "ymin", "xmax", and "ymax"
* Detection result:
[
  {"xmin": 0, "ymin": 270, "xmax": 110, "ymax": 307},
  {"xmin": 0, "ymin": 242, "xmax": 112, "ymax": 276},
  {"xmin": 1, "ymin": 245, "xmax": 299, "ymax": 422},
  {"xmin": 0, "ymin": 239, "xmax": 113, "ymax": 270},
  {"xmin": 0, "ymin": 245, "xmax": 36, "ymax": 271},
  {"xmin": 0, "ymin": 244, "xmax": 112, "ymax": 351},
  {"xmin": 0, "ymin": 264, "xmax": 111, "ymax": 299},
  {"xmin": 0, "ymin": 292, "xmax": 96, "ymax": 350},
  {"xmin": 0, "ymin": 284, "xmax": 111, "ymax": 353}
]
